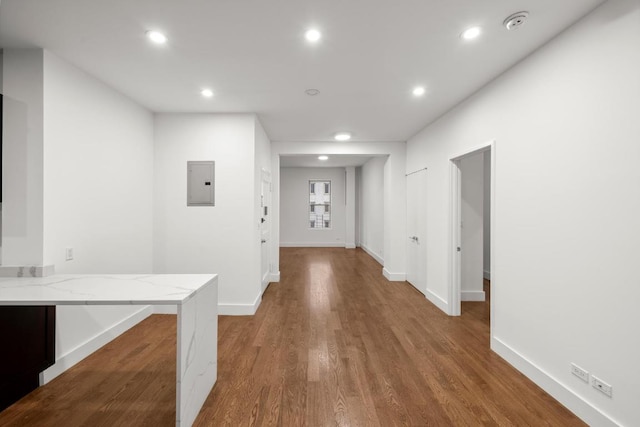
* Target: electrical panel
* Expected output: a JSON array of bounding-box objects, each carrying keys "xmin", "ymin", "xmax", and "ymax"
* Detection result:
[{"xmin": 187, "ymin": 161, "xmax": 215, "ymax": 206}]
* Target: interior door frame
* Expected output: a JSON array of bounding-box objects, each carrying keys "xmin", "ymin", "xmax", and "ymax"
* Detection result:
[
  {"xmin": 261, "ymin": 169, "xmax": 272, "ymax": 291},
  {"xmin": 449, "ymin": 140, "xmax": 495, "ymax": 322}
]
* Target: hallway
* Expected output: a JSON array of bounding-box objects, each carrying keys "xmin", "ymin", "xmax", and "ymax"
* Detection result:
[{"xmin": 0, "ymin": 248, "xmax": 584, "ymax": 426}]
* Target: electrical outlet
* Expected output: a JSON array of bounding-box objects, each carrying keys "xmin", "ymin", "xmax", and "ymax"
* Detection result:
[
  {"xmin": 571, "ymin": 363, "xmax": 589, "ymax": 383},
  {"xmin": 592, "ymin": 376, "xmax": 612, "ymax": 397},
  {"xmin": 65, "ymin": 247, "xmax": 74, "ymax": 261}
]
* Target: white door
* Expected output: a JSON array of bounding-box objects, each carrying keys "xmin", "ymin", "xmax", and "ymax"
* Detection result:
[
  {"xmin": 406, "ymin": 170, "xmax": 427, "ymax": 295},
  {"xmin": 261, "ymin": 171, "xmax": 272, "ymax": 291}
]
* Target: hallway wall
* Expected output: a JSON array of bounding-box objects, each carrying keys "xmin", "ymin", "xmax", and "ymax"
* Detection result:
[
  {"xmin": 358, "ymin": 157, "xmax": 386, "ymax": 264},
  {"xmin": 280, "ymin": 167, "xmax": 347, "ymax": 247},
  {"xmin": 406, "ymin": 1, "xmax": 640, "ymax": 425}
]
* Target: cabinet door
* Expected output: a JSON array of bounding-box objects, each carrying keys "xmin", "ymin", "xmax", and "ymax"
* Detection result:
[{"xmin": 0, "ymin": 306, "xmax": 55, "ymax": 410}]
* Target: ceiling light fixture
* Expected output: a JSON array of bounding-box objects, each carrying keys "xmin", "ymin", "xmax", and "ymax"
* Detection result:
[
  {"xmin": 334, "ymin": 132, "xmax": 351, "ymax": 141},
  {"xmin": 305, "ymin": 29, "xmax": 322, "ymax": 43},
  {"xmin": 461, "ymin": 26, "xmax": 482, "ymax": 40},
  {"xmin": 413, "ymin": 86, "xmax": 426, "ymax": 97},
  {"xmin": 318, "ymin": 155, "xmax": 329, "ymax": 161},
  {"xmin": 305, "ymin": 89, "xmax": 320, "ymax": 96},
  {"xmin": 201, "ymin": 89, "xmax": 214, "ymax": 98},
  {"xmin": 146, "ymin": 30, "xmax": 167, "ymax": 44}
]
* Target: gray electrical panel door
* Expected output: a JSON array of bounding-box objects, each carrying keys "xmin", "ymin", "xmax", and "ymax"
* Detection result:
[{"xmin": 187, "ymin": 161, "xmax": 215, "ymax": 206}]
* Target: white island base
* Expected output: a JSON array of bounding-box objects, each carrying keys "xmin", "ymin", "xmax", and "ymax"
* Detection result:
[{"xmin": 0, "ymin": 274, "xmax": 218, "ymax": 427}]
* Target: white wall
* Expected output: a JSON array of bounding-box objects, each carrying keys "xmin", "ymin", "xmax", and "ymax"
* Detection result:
[
  {"xmin": 1, "ymin": 49, "xmax": 44, "ymax": 266},
  {"xmin": 345, "ymin": 167, "xmax": 356, "ymax": 249},
  {"xmin": 280, "ymin": 167, "xmax": 346, "ymax": 247},
  {"xmin": 42, "ymin": 51, "xmax": 154, "ymax": 272},
  {"xmin": 359, "ymin": 156, "xmax": 386, "ymax": 264},
  {"xmin": 460, "ymin": 153, "xmax": 484, "ymax": 301},
  {"xmin": 41, "ymin": 51, "xmax": 155, "ymax": 381},
  {"xmin": 0, "ymin": 50, "xmax": 156, "ymax": 382},
  {"xmin": 272, "ymin": 143, "xmax": 405, "ymax": 280},
  {"xmin": 153, "ymin": 113, "xmax": 263, "ymax": 314},
  {"xmin": 483, "ymin": 150, "xmax": 491, "ymax": 279},
  {"xmin": 406, "ymin": 0, "xmax": 640, "ymax": 425}
]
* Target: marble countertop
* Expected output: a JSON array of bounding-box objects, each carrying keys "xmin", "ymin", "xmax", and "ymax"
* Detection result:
[{"xmin": 0, "ymin": 274, "xmax": 217, "ymax": 306}]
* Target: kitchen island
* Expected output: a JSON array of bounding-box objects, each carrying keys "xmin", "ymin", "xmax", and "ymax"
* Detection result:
[{"xmin": 0, "ymin": 274, "xmax": 218, "ymax": 427}]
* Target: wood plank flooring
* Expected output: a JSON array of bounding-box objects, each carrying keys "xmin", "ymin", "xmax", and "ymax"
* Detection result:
[{"xmin": 0, "ymin": 247, "xmax": 585, "ymax": 426}]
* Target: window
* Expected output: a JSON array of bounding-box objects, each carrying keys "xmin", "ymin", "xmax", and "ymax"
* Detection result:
[{"xmin": 309, "ymin": 180, "xmax": 331, "ymax": 229}]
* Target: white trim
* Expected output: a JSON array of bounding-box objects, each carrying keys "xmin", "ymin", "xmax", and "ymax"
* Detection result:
[
  {"xmin": 218, "ymin": 294, "xmax": 262, "ymax": 315},
  {"xmin": 425, "ymin": 289, "xmax": 450, "ymax": 314},
  {"xmin": 489, "ymin": 143, "xmax": 497, "ymax": 342},
  {"xmin": 461, "ymin": 290, "xmax": 486, "ymax": 301},
  {"xmin": 345, "ymin": 244, "xmax": 356, "ymax": 249},
  {"xmin": 40, "ymin": 305, "xmax": 154, "ymax": 384},
  {"xmin": 269, "ymin": 271, "xmax": 281, "ymax": 282},
  {"xmin": 492, "ymin": 337, "xmax": 621, "ymax": 427},
  {"xmin": 450, "ymin": 141, "xmax": 495, "ymax": 162},
  {"xmin": 262, "ymin": 272, "xmax": 270, "ymax": 290},
  {"xmin": 280, "ymin": 242, "xmax": 346, "ymax": 248},
  {"xmin": 483, "ymin": 269, "xmax": 491, "ymax": 280},
  {"xmin": 382, "ymin": 267, "xmax": 406, "ymax": 281},
  {"xmin": 360, "ymin": 244, "xmax": 384, "ymax": 265}
]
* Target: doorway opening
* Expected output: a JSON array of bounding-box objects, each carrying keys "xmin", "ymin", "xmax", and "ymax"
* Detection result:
[{"xmin": 449, "ymin": 141, "xmax": 494, "ymax": 330}]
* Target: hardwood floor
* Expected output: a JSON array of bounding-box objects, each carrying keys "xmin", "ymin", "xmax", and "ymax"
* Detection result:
[{"xmin": 0, "ymin": 248, "xmax": 585, "ymax": 426}]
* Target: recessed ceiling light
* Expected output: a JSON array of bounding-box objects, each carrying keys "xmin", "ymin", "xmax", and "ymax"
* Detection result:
[
  {"xmin": 305, "ymin": 89, "xmax": 320, "ymax": 96},
  {"xmin": 146, "ymin": 30, "xmax": 167, "ymax": 44},
  {"xmin": 201, "ymin": 89, "xmax": 214, "ymax": 98},
  {"xmin": 461, "ymin": 26, "xmax": 482, "ymax": 40},
  {"xmin": 334, "ymin": 132, "xmax": 351, "ymax": 141},
  {"xmin": 305, "ymin": 29, "xmax": 322, "ymax": 43},
  {"xmin": 318, "ymin": 155, "xmax": 329, "ymax": 161},
  {"xmin": 413, "ymin": 86, "xmax": 426, "ymax": 97}
]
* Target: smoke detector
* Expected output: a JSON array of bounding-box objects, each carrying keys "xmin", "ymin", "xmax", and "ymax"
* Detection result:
[
  {"xmin": 305, "ymin": 89, "xmax": 320, "ymax": 96},
  {"xmin": 503, "ymin": 12, "xmax": 529, "ymax": 30}
]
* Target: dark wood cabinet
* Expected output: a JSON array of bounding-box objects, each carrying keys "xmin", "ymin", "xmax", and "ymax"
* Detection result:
[{"xmin": 0, "ymin": 306, "xmax": 56, "ymax": 411}]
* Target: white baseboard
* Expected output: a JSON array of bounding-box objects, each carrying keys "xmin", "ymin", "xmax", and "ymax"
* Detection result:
[
  {"xmin": 483, "ymin": 269, "xmax": 491, "ymax": 280},
  {"xmin": 492, "ymin": 337, "xmax": 620, "ymax": 427},
  {"xmin": 41, "ymin": 305, "xmax": 154, "ymax": 384},
  {"xmin": 461, "ymin": 290, "xmax": 486, "ymax": 301},
  {"xmin": 382, "ymin": 267, "xmax": 406, "ymax": 281},
  {"xmin": 218, "ymin": 293, "xmax": 262, "ymax": 315},
  {"xmin": 345, "ymin": 243, "xmax": 356, "ymax": 249},
  {"xmin": 280, "ymin": 242, "xmax": 345, "ymax": 247},
  {"xmin": 360, "ymin": 244, "xmax": 384, "ymax": 265},
  {"xmin": 269, "ymin": 271, "xmax": 281, "ymax": 282},
  {"xmin": 425, "ymin": 288, "xmax": 450, "ymax": 314}
]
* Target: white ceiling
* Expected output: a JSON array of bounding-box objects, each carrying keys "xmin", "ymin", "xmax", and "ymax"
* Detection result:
[{"xmin": 0, "ymin": 0, "xmax": 604, "ymax": 143}]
